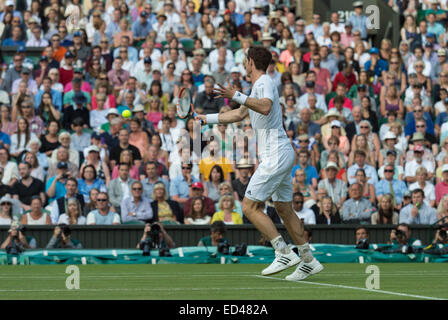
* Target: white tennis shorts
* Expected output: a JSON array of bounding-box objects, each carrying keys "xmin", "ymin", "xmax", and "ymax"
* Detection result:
[{"xmin": 244, "ymin": 146, "xmax": 295, "ymax": 202}]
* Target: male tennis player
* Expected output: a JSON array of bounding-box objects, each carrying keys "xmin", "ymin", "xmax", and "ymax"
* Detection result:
[{"xmin": 195, "ymin": 46, "xmax": 323, "ymax": 280}]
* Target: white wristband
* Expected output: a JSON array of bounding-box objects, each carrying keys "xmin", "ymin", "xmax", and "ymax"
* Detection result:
[
  {"xmin": 206, "ymin": 113, "xmax": 220, "ymax": 124},
  {"xmin": 232, "ymin": 91, "xmax": 248, "ymax": 105}
]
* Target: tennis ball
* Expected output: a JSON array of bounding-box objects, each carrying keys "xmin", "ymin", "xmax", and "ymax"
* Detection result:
[{"xmin": 122, "ymin": 110, "xmax": 131, "ymax": 118}]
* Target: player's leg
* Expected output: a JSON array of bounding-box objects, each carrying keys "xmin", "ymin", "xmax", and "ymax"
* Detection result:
[
  {"xmin": 273, "ymin": 177, "xmax": 323, "ymax": 281},
  {"xmin": 242, "ymin": 197, "xmax": 281, "ymax": 241}
]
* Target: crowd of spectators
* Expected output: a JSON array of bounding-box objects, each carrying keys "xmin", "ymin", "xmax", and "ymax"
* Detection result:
[{"xmin": 0, "ymin": 0, "xmax": 446, "ymax": 243}]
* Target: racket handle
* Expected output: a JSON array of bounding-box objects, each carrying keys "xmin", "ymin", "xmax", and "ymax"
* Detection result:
[{"xmin": 193, "ymin": 112, "xmax": 204, "ymax": 125}]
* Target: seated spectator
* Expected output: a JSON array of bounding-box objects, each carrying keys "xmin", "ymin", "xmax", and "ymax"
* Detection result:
[
  {"xmin": 121, "ymin": 181, "xmax": 154, "ymax": 224},
  {"xmin": 371, "ymin": 194, "xmax": 399, "ymax": 224},
  {"xmin": 12, "ymin": 161, "xmax": 45, "ymax": 211},
  {"xmin": 389, "ymin": 223, "xmax": 422, "ymax": 246},
  {"xmin": 211, "ymin": 194, "xmax": 243, "ymax": 225},
  {"xmin": 292, "ymin": 192, "xmax": 316, "ymax": 225},
  {"xmin": 204, "ymin": 165, "xmax": 226, "ymax": 203},
  {"xmin": 232, "ymin": 159, "xmax": 254, "ymax": 202},
  {"xmin": 141, "ymin": 161, "xmax": 170, "ymax": 199},
  {"xmin": 10, "ymin": 118, "xmax": 38, "ymax": 159},
  {"xmin": 379, "ymin": 132, "xmax": 404, "ymax": 168},
  {"xmin": 150, "ymin": 182, "xmax": 182, "ymax": 224},
  {"xmin": 111, "ymin": 149, "xmax": 140, "ymax": 181},
  {"xmin": 86, "ymin": 192, "xmax": 121, "ymax": 225},
  {"xmin": 109, "ymin": 128, "xmax": 142, "ymax": 170},
  {"xmin": 186, "ymin": 197, "xmax": 212, "ymax": 225},
  {"xmin": 347, "ymin": 150, "xmax": 378, "ymax": 185},
  {"xmin": 291, "ymin": 149, "xmax": 319, "ymax": 190},
  {"xmin": 183, "ymin": 181, "xmax": 216, "ymax": 218},
  {"xmin": 62, "ymin": 90, "xmax": 91, "ymax": 130},
  {"xmin": 399, "ymin": 189, "xmax": 437, "ymax": 224},
  {"xmin": 108, "ymin": 163, "xmax": 136, "ymax": 211},
  {"xmin": 21, "ymin": 151, "xmax": 44, "ymax": 182},
  {"xmin": 292, "ymin": 169, "xmax": 317, "ymax": 205},
  {"xmin": 47, "ymin": 147, "xmax": 79, "ymax": 178},
  {"xmin": 77, "ymin": 164, "xmax": 107, "ymax": 204},
  {"xmin": 315, "ymin": 196, "xmax": 341, "ymax": 224},
  {"xmin": 57, "ymin": 198, "xmax": 86, "ymax": 225},
  {"xmin": 21, "ymin": 196, "xmax": 51, "ymax": 225},
  {"xmin": 0, "ymin": 148, "xmax": 19, "ymax": 186},
  {"xmin": 354, "ymin": 168, "xmax": 376, "ymax": 205},
  {"xmin": 49, "ymin": 177, "xmax": 85, "ymax": 224},
  {"xmin": 45, "ymin": 161, "xmax": 76, "ymax": 204},
  {"xmin": 318, "ymin": 162, "xmax": 348, "ymax": 210},
  {"xmin": 410, "ymin": 167, "xmax": 436, "ymax": 208},
  {"xmin": 341, "ymin": 183, "xmax": 374, "ymax": 224},
  {"xmin": 404, "ymin": 145, "xmax": 435, "ymax": 184},
  {"xmin": 198, "ymin": 221, "xmax": 228, "ymax": 246},
  {"xmin": 170, "ymin": 162, "xmax": 199, "ymax": 206},
  {"xmin": 375, "ymin": 163, "xmax": 407, "ymax": 209},
  {"xmin": 46, "ymin": 224, "xmax": 83, "ymax": 248},
  {"xmin": 348, "ymin": 134, "xmax": 376, "ymax": 167},
  {"xmin": 50, "ymin": 132, "xmax": 80, "ymax": 169},
  {"xmin": 0, "ymin": 195, "xmax": 20, "ymax": 225}
]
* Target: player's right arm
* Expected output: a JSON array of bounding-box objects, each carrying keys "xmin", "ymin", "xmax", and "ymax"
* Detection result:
[{"xmin": 196, "ymin": 105, "xmax": 249, "ymax": 124}]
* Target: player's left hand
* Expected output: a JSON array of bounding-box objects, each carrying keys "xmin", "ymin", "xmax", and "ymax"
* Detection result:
[{"xmin": 213, "ymin": 79, "xmax": 236, "ymax": 99}]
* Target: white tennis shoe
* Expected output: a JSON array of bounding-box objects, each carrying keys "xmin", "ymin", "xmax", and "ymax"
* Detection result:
[
  {"xmin": 285, "ymin": 258, "xmax": 324, "ymax": 281},
  {"xmin": 261, "ymin": 250, "xmax": 301, "ymax": 276}
]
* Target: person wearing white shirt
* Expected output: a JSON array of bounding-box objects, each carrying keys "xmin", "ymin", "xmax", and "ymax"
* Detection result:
[
  {"xmin": 292, "ymin": 193, "xmax": 316, "ymax": 225},
  {"xmin": 26, "ymin": 25, "xmax": 49, "ymax": 47},
  {"xmin": 89, "ymin": 93, "xmax": 109, "ymax": 129},
  {"xmin": 404, "ymin": 145, "xmax": 435, "ymax": 184},
  {"xmin": 208, "ymin": 42, "xmax": 235, "ymax": 73},
  {"xmin": 235, "ymin": 0, "xmax": 255, "ymax": 14},
  {"xmin": 329, "ymin": 12, "xmax": 345, "ymax": 34},
  {"xmin": 163, "ymin": 48, "xmax": 188, "ymax": 77},
  {"xmin": 347, "ymin": 150, "xmax": 378, "ymax": 185},
  {"xmin": 409, "ymin": 167, "xmax": 436, "ymax": 207},
  {"xmin": 251, "ymin": 6, "xmax": 268, "ymax": 29},
  {"xmin": 298, "ymin": 89, "xmax": 328, "ymax": 113},
  {"xmin": 305, "ymin": 14, "xmax": 324, "ymax": 38},
  {"xmin": 163, "ymin": 1, "xmax": 181, "ymax": 29},
  {"xmin": 152, "ymin": 14, "xmax": 170, "ymax": 44}
]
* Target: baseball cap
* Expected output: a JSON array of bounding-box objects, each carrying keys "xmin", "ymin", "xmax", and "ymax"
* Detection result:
[
  {"xmin": 353, "ymin": 1, "xmax": 363, "ymax": 7},
  {"xmin": 230, "ymin": 66, "xmax": 240, "ymax": 73},
  {"xmin": 73, "ymin": 91, "xmax": 87, "ymax": 104},
  {"xmin": 107, "ymin": 109, "xmax": 120, "ymax": 117},
  {"xmin": 40, "ymin": 55, "xmax": 48, "ymax": 62},
  {"xmin": 74, "ymin": 67, "xmax": 83, "ymax": 73},
  {"xmin": 442, "ymin": 164, "xmax": 448, "ymax": 173},
  {"xmin": 438, "ymin": 48, "xmax": 446, "ymax": 56},
  {"xmin": 57, "ymin": 162, "xmax": 68, "ymax": 169},
  {"xmin": 65, "ymin": 51, "xmax": 74, "ymax": 59},
  {"xmin": 133, "ymin": 104, "xmax": 146, "ymax": 113},
  {"xmin": 330, "ymin": 120, "xmax": 342, "ymax": 128},
  {"xmin": 20, "ymin": 68, "xmax": 30, "ymax": 74},
  {"xmin": 144, "ymin": 56, "xmax": 152, "ymax": 64},
  {"xmin": 86, "ymin": 145, "xmax": 100, "ymax": 153},
  {"xmin": 140, "ymin": 10, "xmax": 148, "ymax": 17},
  {"xmin": 358, "ymin": 84, "xmax": 367, "ymax": 91},
  {"xmin": 192, "ymin": 182, "xmax": 204, "ymax": 190},
  {"xmin": 73, "ymin": 31, "xmax": 82, "ymax": 37},
  {"xmin": 17, "ymin": 46, "xmax": 25, "ymax": 53},
  {"xmin": 224, "ymin": 9, "xmax": 231, "ymax": 15},
  {"xmin": 403, "ymin": 190, "xmax": 411, "ymax": 198},
  {"xmin": 425, "ymin": 42, "xmax": 433, "ymax": 48},
  {"xmin": 325, "ymin": 162, "xmax": 339, "ymax": 170},
  {"xmin": 5, "ymin": 0, "xmax": 14, "ymax": 6},
  {"xmin": 427, "ymin": 32, "xmax": 435, "ymax": 38},
  {"xmin": 305, "ymin": 80, "xmax": 315, "ymax": 88},
  {"xmin": 369, "ymin": 47, "xmax": 379, "ymax": 54},
  {"xmin": 386, "ymin": 150, "xmax": 397, "ymax": 157}
]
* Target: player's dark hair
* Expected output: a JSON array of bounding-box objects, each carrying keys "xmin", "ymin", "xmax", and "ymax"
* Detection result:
[{"xmin": 247, "ymin": 46, "xmax": 272, "ymax": 72}]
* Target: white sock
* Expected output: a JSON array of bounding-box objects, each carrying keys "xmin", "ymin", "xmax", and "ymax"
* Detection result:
[
  {"xmin": 298, "ymin": 243, "xmax": 314, "ymax": 263},
  {"xmin": 271, "ymin": 235, "xmax": 291, "ymax": 255}
]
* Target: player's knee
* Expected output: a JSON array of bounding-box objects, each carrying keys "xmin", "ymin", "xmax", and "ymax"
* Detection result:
[{"xmin": 242, "ymin": 198, "xmax": 258, "ymax": 218}]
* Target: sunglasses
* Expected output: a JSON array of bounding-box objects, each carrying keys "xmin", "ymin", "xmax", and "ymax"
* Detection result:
[
  {"xmin": 132, "ymin": 187, "xmax": 142, "ymax": 191},
  {"xmin": 384, "ymin": 169, "xmax": 394, "ymax": 173},
  {"xmin": 390, "ymin": 62, "xmax": 399, "ymax": 64},
  {"xmin": 96, "ymin": 199, "xmax": 107, "ymax": 202},
  {"xmin": 1, "ymin": 203, "xmax": 11, "ymax": 206},
  {"xmin": 414, "ymin": 109, "xmax": 423, "ymax": 112},
  {"xmin": 182, "ymin": 167, "xmax": 191, "ymax": 170},
  {"xmin": 299, "ymin": 140, "xmax": 309, "ymax": 143},
  {"xmin": 416, "ymin": 125, "xmax": 425, "ymax": 128},
  {"xmin": 294, "ymin": 201, "xmax": 304, "ymax": 204}
]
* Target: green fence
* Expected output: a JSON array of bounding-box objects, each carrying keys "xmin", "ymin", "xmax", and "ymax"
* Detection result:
[{"xmin": 1, "ymin": 244, "xmax": 447, "ymax": 265}]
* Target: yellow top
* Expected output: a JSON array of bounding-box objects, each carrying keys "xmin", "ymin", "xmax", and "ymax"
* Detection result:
[
  {"xmin": 199, "ymin": 156, "xmax": 233, "ymax": 181},
  {"xmin": 211, "ymin": 210, "xmax": 243, "ymax": 225}
]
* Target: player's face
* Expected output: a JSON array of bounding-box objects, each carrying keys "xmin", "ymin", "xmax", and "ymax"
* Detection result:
[{"xmin": 244, "ymin": 57, "xmax": 253, "ymax": 76}]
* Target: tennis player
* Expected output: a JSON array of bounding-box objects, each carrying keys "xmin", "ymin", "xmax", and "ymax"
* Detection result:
[{"xmin": 195, "ymin": 46, "xmax": 323, "ymax": 280}]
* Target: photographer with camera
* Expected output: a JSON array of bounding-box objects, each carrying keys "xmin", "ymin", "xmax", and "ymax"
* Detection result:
[
  {"xmin": 137, "ymin": 222, "xmax": 175, "ymax": 256},
  {"xmin": 46, "ymin": 224, "xmax": 83, "ymax": 249},
  {"xmin": 198, "ymin": 221, "xmax": 229, "ymax": 247},
  {"xmin": 0, "ymin": 221, "xmax": 36, "ymax": 254},
  {"xmin": 355, "ymin": 226, "xmax": 370, "ymax": 249},
  {"xmin": 432, "ymin": 224, "xmax": 448, "ymax": 245},
  {"xmin": 45, "ymin": 161, "xmax": 73, "ymax": 205},
  {"xmin": 389, "ymin": 223, "xmax": 422, "ymax": 247}
]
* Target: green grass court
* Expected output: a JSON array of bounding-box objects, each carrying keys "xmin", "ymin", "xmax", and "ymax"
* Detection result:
[{"xmin": 0, "ymin": 263, "xmax": 447, "ymax": 300}]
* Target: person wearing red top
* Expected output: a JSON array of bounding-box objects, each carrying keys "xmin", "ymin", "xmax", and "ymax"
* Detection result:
[
  {"xmin": 236, "ymin": 12, "xmax": 261, "ymax": 42},
  {"xmin": 58, "ymin": 51, "xmax": 74, "ymax": 87},
  {"xmin": 183, "ymin": 182, "xmax": 216, "ymax": 218},
  {"xmin": 333, "ymin": 62, "xmax": 357, "ymax": 91},
  {"xmin": 311, "ymin": 53, "xmax": 332, "ymax": 95},
  {"xmin": 328, "ymin": 83, "xmax": 354, "ymax": 110},
  {"xmin": 435, "ymin": 164, "xmax": 448, "ymax": 205}
]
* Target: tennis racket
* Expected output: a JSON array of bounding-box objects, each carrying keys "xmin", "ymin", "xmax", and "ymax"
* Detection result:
[{"xmin": 176, "ymin": 87, "xmax": 202, "ymax": 123}]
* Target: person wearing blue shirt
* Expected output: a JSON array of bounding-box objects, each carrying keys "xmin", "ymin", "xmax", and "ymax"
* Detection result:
[
  {"xmin": 364, "ymin": 47, "xmax": 389, "ymax": 77},
  {"xmin": 0, "ymin": 1, "xmax": 22, "ymax": 23},
  {"xmin": 375, "ymin": 163, "xmax": 407, "ymax": 208},
  {"xmin": 399, "ymin": 189, "xmax": 437, "ymax": 224},
  {"xmin": 35, "ymin": 77, "xmax": 63, "ymax": 111},
  {"xmin": 349, "ymin": 1, "xmax": 368, "ymax": 39},
  {"xmin": 291, "ymin": 149, "xmax": 319, "ymax": 189},
  {"xmin": 404, "ymin": 105, "xmax": 435, "ymax": 138},
  {"xmin": 132, "ymin": 11, "xmax": 152, "ymax": 42},
  {"xmin": 2, "ymin": 26, "xmax": 25, "ymax": 47},
  {"xmin": 113, "ymin": 36, "xmax": 138, "ymax": 64},
  {"xmin": 347, "ymin": 150, "xmax": 378, "ymax": 185},
  {"xmin": 45, "ymin": 162, "xmax": 71, "ymax": 204},
  {"xmin": 0, "ymin": 131, "xmax": 11, "ymax": 150},
  {"xmin": 169, "ymin": 163, "xmax": 199, "ymax": 204}
]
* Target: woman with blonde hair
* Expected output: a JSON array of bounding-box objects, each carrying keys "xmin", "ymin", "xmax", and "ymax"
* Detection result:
[
  {"xmin": 215, "ymin": 181, "xmax": 242, "ymax": 216},
  {"xmin": 151, "ymin": 182, "xmax": 182, "ymax": 224},
  {"xmin": 371, "ymin": 194, "xmax": 398, "ymax": 224},
  {"xmin": 436, "ymin": 194, "xmax": 448, "ymax": 225},
  {"xmin": 46, "ymin": 68, "xmax": 64, "ymax": 93},
  {"xmin": 356, "ymin": 120, "xmax": 381, "ymax": 160},
  {"xmin": 389, "ymin": 121, "xmax": 407, "ymax": 153},
  {"xmin": 316, "ymin": 196, "xmax": 341, "ymax": 224},
  {"xmin": 400, "ymin": 15, "xmax": 417, "ymax": 42},
  {"xmin": 211, "ymin": 194, "xmax": 243, "ymax": 225},
  {"xmin": 57, "ymin": 198, "xmax": 86, "ymax": 225},
  {"xmin": 111, "ymin": 149, "xmax": 140, "ymax": 180},
  {"xmin": 292, "ymin": 169, "xmax": 317, "ymax": 203},
  {"xmin": 113, "ymin": 18, "xmax": 133, "ymax": 48},
  {"xmin": 348, "ymin": 134, "xmax": 376, "ymax": 167}
]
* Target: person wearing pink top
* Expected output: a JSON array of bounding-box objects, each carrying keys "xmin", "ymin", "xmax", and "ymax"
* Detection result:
[
  {"xmin": 64, "ymin": 69, "xmax": 92, "ymax": 94},
  {"xmin": 435, "ymin": 164, "xmax": 448, "ymax": 206},
  {"xmin": 328, "ymin": 83, "xmax": 354, "ymax": 111},
  {"xmin": 340, "ymin": 23, "xmax": 355, "ymax": 48}
]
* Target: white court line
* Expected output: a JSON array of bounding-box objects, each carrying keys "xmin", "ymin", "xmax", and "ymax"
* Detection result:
[{"xmin": 254, "ymin": 275, "xmax": 447, "ymax": 300}]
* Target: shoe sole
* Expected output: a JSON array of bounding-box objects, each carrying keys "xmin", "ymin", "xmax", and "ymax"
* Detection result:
[
  {"xmin": 261, "ymin": 259, "xmax": 301, "ymax": 276},
  {"xmin": 285, "ymin": 263, "xmax": 324, "ymax": 281}
]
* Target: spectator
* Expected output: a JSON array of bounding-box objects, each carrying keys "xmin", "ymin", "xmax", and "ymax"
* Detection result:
[
  {"xmin": 399, "ymin": 189, "xmax": 437, "ymax": 224},
  {"xmin": 194, "ymin": 78, "xmax": 224, "ymax": 114},
  {"xmin": 121, "ymin": 181, "xmax": 154, "ymax": 224},
  {"xmin": 410, "ymin": 167, "xmax": 436, "ymax": 208},
  {"xmin": 49, "ymin": 177, "xmax": 85, "ymax": 224},
  {"xmin": 108, "ymin": 163, "xmax": 136, "ymax": 211},
  {"xmin": 371, "ymin": 193, "xmax": 399, "ymax": 224},
  {"xmin": 347, "ymin": 150, "xmax": 378, "ymax": 185},
  {"xmin": 77, "ymin": 164, "xmax": 107, "ymax": 204},
  {"xmin": 435, "ymin": 164, "xmax": 448, "ymax": 206},
  {"xmin": 86, "ymin": 192, "xmax": 121, "ymax": 225},
  {"xmin": 211, "ymin": 193, "xmax": 243, "ymax": 225},
  {"xmin": 20, "ymin": 196, "xmax": 51, "ymax": 225},
  {"xmin": 315, "ymin": 196, "xmax": 341, "ymax": 224},
  {"xmin": 46, "ymin": 224, "xmax": 83, "ymax": 248},
  {"xmin": 0, "ymin": 148, "xmax": 19, "ymax": 186},
  {"xmin": 185, "ymin": 197, "xmax": 212, "ymax": 225},
  {"xmin": 151, "ymin": 182, "xmax": 182, "ymax": 224},
  {"xmin": 232, "ymin": 158, "xmax": 254, "ymax": 202},
  {"xmin": 109, "ymin": 128, "xmax": 142, "ymax": 170},
  {"xmin": 341, "ymin": 183, "xmax": 374, "ymax": 224},
  {"xmin": 141, "ymin": 161, "xmax": 170, "ymax": 199},
  {"xmin": 12, "ymin": 161, "xmax": 45, "ymax": 211},
  {"xmin": 57, "ymin": 198, "xmax": 86, "ymax": 225},
  {"xmin": 318, "ymin": 162, "xmax": 347, "ymax": 210},
  {"xmin": 404, "ymin": 145, "xmax": 435, "ymax": 184},
  {"xmin": 292, "ymin": 192, "xmax": 316, "ymax": 225},
  {"xmin": 375, "ymin": 163, "xmax": 407, "ymax": 209},
  {"xmin": 183, "ymin": 181, "xmax": 216, "ymax": 218}
]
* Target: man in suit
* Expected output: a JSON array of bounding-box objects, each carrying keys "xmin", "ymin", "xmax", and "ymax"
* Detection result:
[
  {"xmin": 108, "ymin": 163, "xmax": 137, "ymax": 213},
  {"xmin": 345, "ymin": 106, "xmax": 363, "ymax": 144}
]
